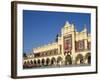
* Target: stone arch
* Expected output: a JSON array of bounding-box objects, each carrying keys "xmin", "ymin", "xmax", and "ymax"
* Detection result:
[
  {"xmin": 24, "ymin": 61, "xmax": 27, "ymax": 64},
  {"xmin": 23, "ymin": 61, "xmax": 27, "ymax": 68},
  {"xmin": 37, "ymin": 59, "xmax": 40, "ymax": 65},
  {"xmin": 46, "ymin": 58, "xmax": 50, "ymax": 66},
  {"xmin": 30, "ymin": 60, "xmax": 33, "ymax": 64},
  {"xmin": 34, "ymin": 60, "xmax": 36, "ymax": 65},
  {"xmin": 65, "ymin": 55, "xmax": 72, "ymax": 65},
  {"xmin": 25, "ymin": 61, "xmax": 30, "ymax": 68},
  {"xmin": 57, "ymin": 56, "xmax": 63, "ymax": 66},
  {"xmin": 85, "ymin": 53, "xmax": 91, "ymax": 64},
  {"xmin": 76, "ymin": 54, "xmax": 84, "ymax": 64},
  {"xmin": 27, "ymin": 60, "xmax": 30, "ymax": 64},
  {"xmin": 51, "ymin": 57, "xmax": 56, "ymax": 66},
  {"xmin": 41, "ymin": 58, "xmax": 45, "ymax": 66}
]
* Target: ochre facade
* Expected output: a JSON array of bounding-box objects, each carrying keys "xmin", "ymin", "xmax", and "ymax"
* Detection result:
[{"xmin": 23, "ymin": 21, "xmax": 91, "ymax": 68}]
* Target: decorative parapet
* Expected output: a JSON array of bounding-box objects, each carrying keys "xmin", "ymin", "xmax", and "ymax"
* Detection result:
[
  {"xmin": 33, "ymin": 42, "xmax": 58, "ymax": 53},
  {"xmin": 61, "ymin": 21, "xmax": 75, "ymax": 35}
]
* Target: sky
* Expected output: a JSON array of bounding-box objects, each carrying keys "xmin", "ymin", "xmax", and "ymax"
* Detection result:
[{"xmin": 23, "ymin": 10, "xmax": 91, "ymax": 54}]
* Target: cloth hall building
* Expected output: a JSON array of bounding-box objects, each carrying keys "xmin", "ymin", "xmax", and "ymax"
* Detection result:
[{"xmin": 23, "ymin": 21, "xmax": 91, "ymax": 68}]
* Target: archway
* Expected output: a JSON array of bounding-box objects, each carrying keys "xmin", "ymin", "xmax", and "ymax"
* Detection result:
[
  {"xmin": 23, "ymin": 61, "xmax": 27, "ymax": 68},
  {"xmin": 30, "ymin": 60, "xmax": 33, "ymax": 64},
  {"xmin": 41, "ymin": 59, "xmax": 45, "ymax": 66},
  {"xmin": 27, "ymin": 61, "xmax": 30, "ymax": 64},
  {"xmin": 85, "ymin": 53, "xmax": 91, "ymax": 64},
  {"xmin": 46, "ymin": 58, "xmax": 50, "ymax": 66},
  {"xmin": 24, "ymin": 61, "xmax": 26, "ymax": 65},
  {"xmin": 57, "ymin": 56, "xmax": 63, "ymax": 66},
  {"xmin": 51, "ymin": 57, "xmax": 56, "ymax": 66},
  {"xmin": 65, "ymin": 55, "xmax": 72, "ymax": 65},
  {"xmin": 76, "ymin": 54, "xmax": 84, "ymax": 64},
  {"xmin": 34, "ymin": 60, "xmax": 36, "ymax": 66},
  {"xmin": 37, "ymin": 59, "xmax": 41, "ymax": 66}
]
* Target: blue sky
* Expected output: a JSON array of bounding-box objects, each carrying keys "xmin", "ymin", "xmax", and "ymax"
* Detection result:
[{"xmin": 23, "ymin": 10, "xmax": 91, "ymax": 54}]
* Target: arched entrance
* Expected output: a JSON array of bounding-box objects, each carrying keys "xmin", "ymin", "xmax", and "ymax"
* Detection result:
[
  {"xmin": 85, "ymin": 53, "xmax": 91, "ymax": 64},
  {"xmin": 37, "ymin": 59, "xmax": 41, "ymax": 66},
  {"xmin": 23, "ymin": 61, "xmax": 27, "ymax": 68},
  {"xmin": 57, "ymin": 56, "xmax": 63, "ymax": 66},
  {"xmin": 76, "ymin": 54, "xmax": 84, "ymax": 64},
  {"xmin": 30, "ymin": 60, "xmax": 33, "ymax": 64},
  {"xmin": 51, "ymin": 57, "xmax": 56, "ymax": 66},
  {"xmin": 34, "ymin": 60, "xmax": 36, "ymax": 64},
  {"xmin": 41, "ymin": 59, "xmax": 45, "ymax": 66},
  {"xmin": 33, "ymin": 60, "xmax": 37, "ymax": 67},
  {"xmin": 65, "ymin": 55, "xmax": 72, "ymax": 65},
  {"xmin": 27, "ymin": 61, "xmax": 30, "ymax": 64},
  {"xmin": 46, "ymin": 58, "xmax": 50, "ymax": 66},
  {"xmin": 24, "ymin": 61, "xmax": 26, "ymax": 65}
]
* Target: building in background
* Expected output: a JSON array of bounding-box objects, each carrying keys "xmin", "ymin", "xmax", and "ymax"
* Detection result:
[{"xmin": 23, "ymin": 21, "xmax": 91, "ymax": 68}]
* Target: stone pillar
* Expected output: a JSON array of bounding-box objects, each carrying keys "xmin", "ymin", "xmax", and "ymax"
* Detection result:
[
  {"xmin": 84, "ymin": 34, "xmax": 88, "ymax": 50},
  {"xmin": 83, "ymin": 26, "xmax": 88, "ymax": 50},
  {"xmin": 71, "ymin": 31, "xmax": 76, "ymax": 64}
]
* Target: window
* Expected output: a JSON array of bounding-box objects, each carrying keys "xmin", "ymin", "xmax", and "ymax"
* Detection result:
[
  {"xmin": 75, "ymin": 40, "xmax": 84, "ymax": 51},
  {"xmin": 64, "ymin": 34, "xmax": 72, "ymax": 51},
  {"xmin": 78, "ymin": 40, "xmax": 84, "ymax": 50},
  {"xmin": 64, "ymin": 39, "xmax": 72, "ymax": 50}
]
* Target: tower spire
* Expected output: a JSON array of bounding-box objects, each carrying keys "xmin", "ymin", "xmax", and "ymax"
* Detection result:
[
  {"xmin": 83, "ymin": 24, "xmax": 87, "ymax": 32},
  {"xmin": 66, "ymin": 21, "xmax": 70, "ymax": 25},
  {"xmin": 64, "ymin": 21, "xmax": 70, "ymax": 28}
]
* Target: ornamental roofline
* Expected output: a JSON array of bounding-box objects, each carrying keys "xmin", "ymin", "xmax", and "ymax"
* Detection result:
[{"xmin": 33, "ymin": 42, "xmax": 58, "ymax": 50}]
